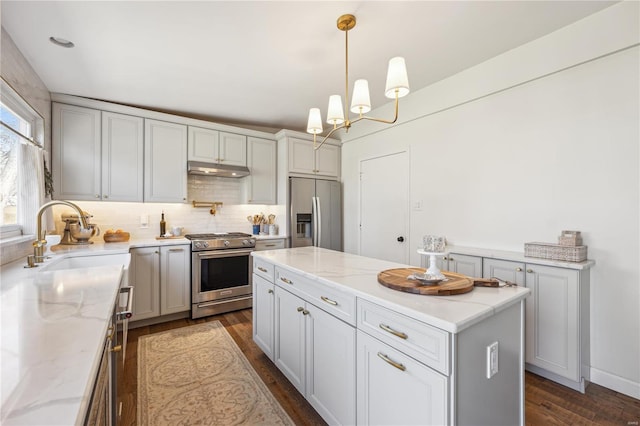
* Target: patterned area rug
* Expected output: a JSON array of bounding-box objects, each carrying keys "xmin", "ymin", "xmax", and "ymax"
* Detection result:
[{"xmin": 137, "ymin": 321, "xmax": 294, "ymax": 425}]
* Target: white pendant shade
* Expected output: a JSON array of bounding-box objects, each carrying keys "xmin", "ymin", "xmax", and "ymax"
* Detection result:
[
  {"xmin": 307, "ymin": 108, "xmax": 323, "ymax": 134},
  {"xmin": 384, "ymin": 57, "xmax": 410, "ymax": 99},
  {"xmin": 326, "ymin": 95, "xmax": 345, "ymax": 125},
  {"xmin": 350, "ymin": 79, "xmax": 371, "ymax": 114}
]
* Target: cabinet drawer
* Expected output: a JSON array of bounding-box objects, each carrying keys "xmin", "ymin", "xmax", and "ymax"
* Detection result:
[
  {"xmin": 275, "ymin": 266, "xmax": 356, "ymax": 326},
  {"xmin": 357, "ymin": 299, "xmax": 450, "ymax": 375},
  {"xmin": 255, "ymin": 239, "xmax": 285, "ymax": 251},
  {"xmin": 253, "ymin": 257, "xmax": 275, "ymax": 282}
]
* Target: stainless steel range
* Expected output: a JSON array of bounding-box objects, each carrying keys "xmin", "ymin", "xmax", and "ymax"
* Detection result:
[{"xmin": 186, "ymin": 232, "xmax": 256, "ymax": 319}]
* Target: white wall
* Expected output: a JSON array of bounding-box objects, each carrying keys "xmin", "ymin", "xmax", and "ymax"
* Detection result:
[{"xmin": 341, "ymin": 2, "xmax": 639, "ymax": 398}]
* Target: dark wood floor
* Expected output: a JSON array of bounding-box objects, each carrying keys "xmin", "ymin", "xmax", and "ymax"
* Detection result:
[{"xmin": 119, "ymin": 309, "xmax": 640, "ymax": 426}]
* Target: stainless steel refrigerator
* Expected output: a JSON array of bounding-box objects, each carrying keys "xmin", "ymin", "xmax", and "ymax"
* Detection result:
[{"xmin": 290, "ymin": 177, "xmax": 342, "ymax": 250}]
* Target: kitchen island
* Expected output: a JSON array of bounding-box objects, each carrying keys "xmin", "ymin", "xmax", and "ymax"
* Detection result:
[{"xmin": 252, "ymin": 246, "xmax": 531, "ymax": 425}]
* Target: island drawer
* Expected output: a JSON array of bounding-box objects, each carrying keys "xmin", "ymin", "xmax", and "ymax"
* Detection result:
[
  {"xmin": 275, "ymin": 266, "xmax": 356, "ymax": 326},
  {"xmin": 357, "ymin": 299, "xmax": 450, "ymax": 375},
  {"xmin": 254, "ymin": 257, "xmax": 275, "ymax": 282}
]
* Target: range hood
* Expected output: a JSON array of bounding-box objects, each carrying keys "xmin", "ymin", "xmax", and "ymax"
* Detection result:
[{"xmin": 187, "ymin": 161, "xmax": 250, "ymax": 178}]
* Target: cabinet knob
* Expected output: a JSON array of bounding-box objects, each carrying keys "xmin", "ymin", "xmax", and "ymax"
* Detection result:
[
  {"xmin": 104, "ymin": 195, "xmax": 108, "ymax": 199},
  {"xmin": 302, "ymin": 309, "xmax": 310, "ymax": 315},
  {"xmin": 268, "ymin": 289, "xmax": 274, "ymax": 294},
  {"xmin": 95, "ymin": 194, "xmax": 100, "ymax": 198},
  {"xmin": 449, "ymin": 257, "xmax": 454, "ymax": 262},
  {"xmin": 516, "ymin": 267, "xmax": 522, "ymax": 272},
  {"xmin": 154, "ymin": 251, "xmax": 159, "ymax": 254},
  {"xmin": 526, "ymin": 268, "xmax": 533, "ymax": 273},
  {"xmin": 297, "ymin": 306, "xmax": 304, "ymax": 312},
  {"xmin": 443, "ymin": 256, "xmax": 448, "ymax": 261}
]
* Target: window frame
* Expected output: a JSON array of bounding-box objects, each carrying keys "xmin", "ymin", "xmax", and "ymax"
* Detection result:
[{"xmin": 0, "ymin": 77, "xmax": 45, "ymax": 238}]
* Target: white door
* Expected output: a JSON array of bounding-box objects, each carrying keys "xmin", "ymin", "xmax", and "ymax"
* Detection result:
[{"xmin": 360, "ymin": 152, "xmax": 409, "ymax": 263}]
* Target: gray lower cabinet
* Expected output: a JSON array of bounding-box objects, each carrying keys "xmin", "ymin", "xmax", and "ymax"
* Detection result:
[
  {"xmin": 483, "ymin": 257, "xmax": 590, "ymax": 392},
  {"xmin": 129, "ymin": 245, "xmax": 190, "ymax": 322},
  {"xmin": 442, "ymin": 253, "xmax": 482, "ymax": 277}
]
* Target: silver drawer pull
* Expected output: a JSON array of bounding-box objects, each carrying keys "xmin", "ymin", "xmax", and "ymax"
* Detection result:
[
  {"xmin": 377, "ymin": 352, "xmax": 406, "ymax": 371},
  {"xmin": 257, "ymin": 266, "xmax": 268, "ymax": 273},
  {"xmin": 379, "ymin": 323, "xmax": 408, "ymax": 340},
  {"xmin": 280, "ymin": 277, "xmax": 293, "ymax": 284},
  {"xmin": 320, "ymin": 296, "xmax": 338, "ymax": 306}
]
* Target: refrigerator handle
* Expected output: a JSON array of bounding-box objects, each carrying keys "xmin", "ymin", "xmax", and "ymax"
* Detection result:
[
  {"xmin": 316, "ymin": 196, "xmax": 322, "ymax": 248},
  {"xmin": 312, "ymin": 196, "xmax": 318, "ymax": 247}
]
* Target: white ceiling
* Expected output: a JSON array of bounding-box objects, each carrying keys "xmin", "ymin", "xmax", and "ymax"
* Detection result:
[{"xmin": 1, "ymin": 1, "xmax": 617, "ymax": 134}]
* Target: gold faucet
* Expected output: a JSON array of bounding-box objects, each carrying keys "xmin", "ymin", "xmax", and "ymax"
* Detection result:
[{"xmin": 32, "ymin": 200, "xmax": 88, "ymax": 263}]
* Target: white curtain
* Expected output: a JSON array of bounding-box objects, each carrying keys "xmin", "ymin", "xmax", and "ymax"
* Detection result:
[{"xmin": 17, "ymin": 142, "xmax": 45, "ymax": 236}]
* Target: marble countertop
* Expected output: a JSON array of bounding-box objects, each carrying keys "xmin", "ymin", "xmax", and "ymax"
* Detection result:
[
  {"xmin": 444, "ymin": 244, "xmax": 595, "ymax": 270},
  {"xmin": 1, "ymin": 251, "xmax": 127, "ymax": 425},
  {"xmin": 252, "ymin": 246, "xmax": 531, "ymax": 334}
]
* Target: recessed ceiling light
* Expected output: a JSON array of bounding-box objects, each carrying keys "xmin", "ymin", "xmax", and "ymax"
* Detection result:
[{"xmin": 49, "ymin": 37, "xmax": 74, "ymax": 48}]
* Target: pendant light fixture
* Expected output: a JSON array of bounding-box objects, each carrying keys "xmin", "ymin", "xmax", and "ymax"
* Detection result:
[{"xmin": 307, "ymin": 14, "xmax": 410, "ymax": 149}]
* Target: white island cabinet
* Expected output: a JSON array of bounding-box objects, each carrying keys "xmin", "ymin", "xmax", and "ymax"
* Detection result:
[{"xmin": 252, "ymin": 247, "xmax": 530, "ymax": 426}]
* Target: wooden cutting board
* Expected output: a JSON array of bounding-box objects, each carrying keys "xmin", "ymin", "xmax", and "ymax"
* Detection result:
[{"xmin": 377, "ymin": 268, "xmax": 474, "ymax": 296}]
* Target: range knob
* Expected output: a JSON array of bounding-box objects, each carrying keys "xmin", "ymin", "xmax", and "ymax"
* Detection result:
[
  {"xmin": 194, "ymin": 242, "xmax": 202, "ymax": 249},
  {"xmin": 202, "ymin": 241, "xmax": 209, "ymax": 248},
  {"xmin": 224, "ymin": 240, "xmax": 230, "ymax": 247},
  {"xmin": 242, "ymin": 239, "xmax": 250, "ymax": 246}
]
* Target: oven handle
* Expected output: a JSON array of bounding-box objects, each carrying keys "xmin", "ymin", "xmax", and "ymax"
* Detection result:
[{"xmin": 195, "ymin": 248, "xmax": 254, "ymax": 259}]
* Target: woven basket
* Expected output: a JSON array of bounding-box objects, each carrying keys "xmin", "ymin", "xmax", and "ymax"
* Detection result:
[
  {"xmin": 525, "ymin": 242, "xmax": 587, "ymax": 262},
  {"xmin": 558, "ymin": 230, "xmax": 582, "ymax": 246},
  {"xmin": 104, "ymin": 232, "xmax": 130, "ymax": 243}
]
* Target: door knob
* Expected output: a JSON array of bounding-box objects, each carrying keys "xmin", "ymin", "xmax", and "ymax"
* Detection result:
[{"xmin": 397, "ymin": 236, "xmax": 404, "ymax": 242}]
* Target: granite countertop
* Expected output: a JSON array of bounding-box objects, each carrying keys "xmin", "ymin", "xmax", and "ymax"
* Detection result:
[
  {"xmin": 0, "ymin": 252, "xmax": 126, "ymax": 425},
  {"xmin": 252, "ymin": 246, "xmax": 531, "ymax": 334}
]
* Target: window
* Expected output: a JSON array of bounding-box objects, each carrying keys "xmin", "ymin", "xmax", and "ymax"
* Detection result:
[{"xmin": 0, "ymin": 78, "xmax": 44, "ymax": 238}]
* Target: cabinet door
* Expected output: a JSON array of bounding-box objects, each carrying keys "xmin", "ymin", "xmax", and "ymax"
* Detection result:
[
  {"xmin": 144, "ymin": 119, "xmax": 187, "ymax": 203},
  {"xmin": 246, "ymin": 137, "xmax": 276, "ymax": 204},
  {"xmin": 288, "ymin": 137, "xmax": 316, "ymax": 174},
  {"xmin": 483, "ymin": 258, "xmax": 525, "ymax": 285},
  {"xmin": 187, "ymin": 126, "xmax": 219, "ymax": 162},
  {"xmin": 315, "ymin": 143, "xmax": 340, "ymax": 177},
  {"xmin": 525, "ymin": 265, "xmax": 579, "ymax": 381},
  {"xmin": 253, "ymin": 274, "xmax": 275, "ymax": 361},
  {"xmin": 219, "ymin": 132, "xmax": 247, "ymax": 166},
  {"xmin": 160, "ymin": 245, "xmax": 191, "ymax": 315},
  {"xmin": 306, "ymin": 304, "xmax": 356, "ymax": 425},
  {"xmin": 52, "ymin": 103, "xmax": 101, "ymax": 200},
  {"xmin": 101, "ymin": 112, "xmax": 143, "ymax": 202},
  {"xmin": 129, "ymin": 247, "xmax": 160, "ymax": 321},
  {"xmin": 357, "ymin": 330, "xmax": 448, "ymax": 425},
  {"xmin": 274, "ymin": 286, "xmax": 306, "ymax": 394},
  {"xmin": 447, "ymin": 253, "xmax": 482, "ymax": 276}
]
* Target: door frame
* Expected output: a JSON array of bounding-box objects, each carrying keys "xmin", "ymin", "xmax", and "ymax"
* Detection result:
[{"xmin": 358, "ymin": 150, "xmax": 410, "ymax": 264}]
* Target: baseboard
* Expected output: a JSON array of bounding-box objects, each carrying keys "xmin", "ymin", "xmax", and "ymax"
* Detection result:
[{"xmin": 590, "ymin": 367, "xmax": 640, "ymax": 400}]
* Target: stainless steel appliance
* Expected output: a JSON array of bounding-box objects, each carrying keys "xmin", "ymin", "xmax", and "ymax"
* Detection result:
[
  {"xmin": 187, "ymin": 232, "xmax": 256, "ymax": 319},
  {"xmin": 290, "ymin": 177, "xmax": 342, "ymax": 250}
]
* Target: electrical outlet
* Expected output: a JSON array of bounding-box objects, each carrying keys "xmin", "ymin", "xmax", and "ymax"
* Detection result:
[{"xmin": 487, "ymin": 341, "xmax": 499, "ymax": 378}]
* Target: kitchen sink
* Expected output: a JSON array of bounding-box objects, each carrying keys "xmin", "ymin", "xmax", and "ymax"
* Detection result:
[{"xmin": 42, "ymin": 253, "xmax": 131, "ymax": 273}]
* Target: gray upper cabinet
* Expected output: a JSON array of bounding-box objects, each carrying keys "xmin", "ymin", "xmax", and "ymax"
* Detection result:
[
  {"xmin": 101, "ymin": 111, "xmax": 144, "ymax": 202},
  {"xmin": 188, "ymin": 126, "xmax": 247, "ymax": 167},
  {"xmin": 52, "ymin": 103, "xmax": 101, "ymax": 201},
  {"xmin": 144, "ymin": 119, "xmax": 187, "ymax": 203},
  {"xmin": 246, "ymin": 137, "xmax": 276, "ymax": 204},
  {"xmin": 53, "ymin": 104, "xmax": 144, "ymax": 202}
]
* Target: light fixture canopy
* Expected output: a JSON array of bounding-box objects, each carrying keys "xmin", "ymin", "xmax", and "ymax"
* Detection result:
[{"xmin": 306, "ymin": 14, "xmax": 410, "ymax": 149}]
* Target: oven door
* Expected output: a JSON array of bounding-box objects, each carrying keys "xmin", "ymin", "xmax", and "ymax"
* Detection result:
[{"xmin": 192, "ymin": 248, "xmax": 253, "ymax": 304}]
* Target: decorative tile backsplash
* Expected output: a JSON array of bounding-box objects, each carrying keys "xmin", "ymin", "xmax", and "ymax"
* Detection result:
[{"xmin": 49, "ymin": 175, "xmax": 285, "ymax": 240}]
